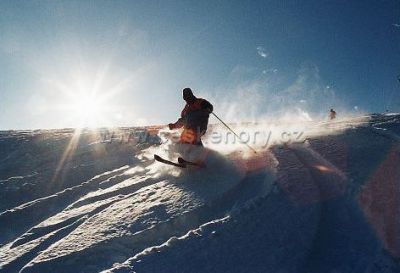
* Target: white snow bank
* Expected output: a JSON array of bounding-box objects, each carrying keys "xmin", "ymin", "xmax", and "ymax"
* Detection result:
[{"xmin": 1, "ymin": 114, "xmax": 400, "ymax": 273}]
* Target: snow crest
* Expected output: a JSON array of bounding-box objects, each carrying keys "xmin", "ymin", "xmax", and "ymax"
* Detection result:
[{"xmin": 1, "ymin": 115, "xmax": 400, "ymax": 273}]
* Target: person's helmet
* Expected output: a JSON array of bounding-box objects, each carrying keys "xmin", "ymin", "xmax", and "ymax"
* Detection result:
[
  {"xmin": 183, "ymin": 88, "xmax": 193, "ymax": 96},
  {"xmin": 183, "ymin": 88, "xmax": 195, "ymax": 103}
]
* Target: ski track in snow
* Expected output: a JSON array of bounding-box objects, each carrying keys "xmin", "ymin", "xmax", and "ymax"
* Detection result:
[{"xmin": 1, "ymin": 114, "xmax": 400, "ymax": 273}]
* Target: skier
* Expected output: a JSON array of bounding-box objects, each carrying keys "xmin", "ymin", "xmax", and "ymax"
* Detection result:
[
  {"xmin": 168, "ymin": 88, "xmax": 213, "ymax": 146},
  {"xmin": 329, "ymin": 108, "xmax": 337, "ymax": 120}
]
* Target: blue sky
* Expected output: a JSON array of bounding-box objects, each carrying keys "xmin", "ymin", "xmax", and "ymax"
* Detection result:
[{"xmin": 0, "ymin": 0, "xmax": 399, "ymax": 129}]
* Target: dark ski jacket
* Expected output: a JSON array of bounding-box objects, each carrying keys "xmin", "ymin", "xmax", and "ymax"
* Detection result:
[{"xmin": 173, "ymin": 98, "xmax": 213, "ymax": 133}]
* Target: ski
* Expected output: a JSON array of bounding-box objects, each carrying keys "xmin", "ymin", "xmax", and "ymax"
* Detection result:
[
  {"xmin": 154, "ymin": 154, "xmax": 186, "ymax": 168},
  {"xmin": 178, "ymin": 157, "xmax": 205, "ymax": 168}
]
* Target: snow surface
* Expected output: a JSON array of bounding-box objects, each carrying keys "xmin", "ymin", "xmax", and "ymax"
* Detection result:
[{"xmin": 1, "ymin": 115, "xmax": 400, "ymax": 273}]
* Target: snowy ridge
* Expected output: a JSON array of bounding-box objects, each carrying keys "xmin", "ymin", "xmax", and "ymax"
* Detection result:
[
  {"xmin": 1, "ymin": 114, "xmax": 400, "ymax": 273},
  {"xmin": 0, "ymin": 140, "xmax": 276, "ymax": 273}
]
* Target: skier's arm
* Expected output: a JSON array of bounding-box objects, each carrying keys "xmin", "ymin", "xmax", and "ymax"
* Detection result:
[
  {"xmin": 169, "ymin": 104, "xmax": 189, "ymax": 130},
  {"xmin": 181, "ymin": 104, "xmax": 189, "ymax": 117},
  {"xmin": 169, "ymin": 117, "xmax": 185, "ymax": 130},
  {"xmin": 201, "ymin": 100, "xmax": 213, "ymax": 113}
]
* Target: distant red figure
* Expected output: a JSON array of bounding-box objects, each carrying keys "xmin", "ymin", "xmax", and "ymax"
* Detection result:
[{"xmin": 329, "ymin": 108, "xmax": 337, "ymax": 120}]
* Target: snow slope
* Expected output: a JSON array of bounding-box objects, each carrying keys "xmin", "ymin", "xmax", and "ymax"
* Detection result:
[{"xmin": 1, "ymin": 115, "xmax": 400, "ymax": 273}]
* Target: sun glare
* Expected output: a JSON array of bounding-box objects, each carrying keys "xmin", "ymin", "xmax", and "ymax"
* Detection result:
[
  {"xmin": 74, "ymin": 95, "xmax": 100, "ymax": 118},
  {"xmin": 43, "ymin": 59, "xmax": 137, "ymax": 129},
  {"xmin": 70, "ymin": 93, "xmax": 106, "ymax": 127}
]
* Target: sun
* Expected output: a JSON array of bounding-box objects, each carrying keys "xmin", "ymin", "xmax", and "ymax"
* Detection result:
[
  {"xmin": 43, "ymin": 61, "xmax": 135, "ymax": 128},
  {"xmin": 71, "ymin": 93, "xmax": 105, "ymax": 127},
  {"xmin": 73, "ymin": 94, "xmax": 100, "ymax": 118}
]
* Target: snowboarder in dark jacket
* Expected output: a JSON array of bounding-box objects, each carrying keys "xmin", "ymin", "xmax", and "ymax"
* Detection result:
[{"xmin": 169, "ymin": 88, "xmax": 213, "ymax": 145}]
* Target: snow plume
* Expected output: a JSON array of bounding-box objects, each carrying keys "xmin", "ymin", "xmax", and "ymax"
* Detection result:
[
  {"xmin": 204, "ymin": 63, "xmax": 346, "ymax": 124},
  {"xmin": 197, "ymin": 63, "xmax": 365, "ymax": 154}
]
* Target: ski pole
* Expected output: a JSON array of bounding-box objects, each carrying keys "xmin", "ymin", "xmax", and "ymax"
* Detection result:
[{"xmin": 211, "ymin": 112, "xmax": 257, "ymax": 154}]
